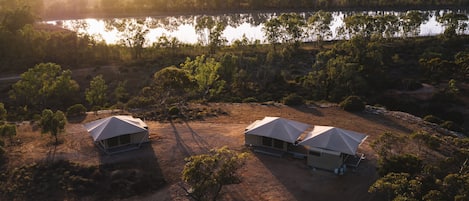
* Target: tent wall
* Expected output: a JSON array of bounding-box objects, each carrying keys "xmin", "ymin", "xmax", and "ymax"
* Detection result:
[
  {"xmin": 101, "ymin": 131, "xmax": 149, "ymax": 149},
  {"xmin": 245, "ymin": 135, "xmax": 288, "ymax": 151},
  {"xmin": 306, "ymin": 147, "xmax": 343, "ymax": 171}
]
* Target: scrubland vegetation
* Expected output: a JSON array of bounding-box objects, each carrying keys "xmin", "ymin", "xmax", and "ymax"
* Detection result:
[{"xmin": 0, "ymin": 1, "xmax": 468, "ymax": 200}]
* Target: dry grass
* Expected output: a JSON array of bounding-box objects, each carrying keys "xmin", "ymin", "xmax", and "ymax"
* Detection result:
[{"xmin": 3, "ymin": 103, "xmax": 454, "ymax": 201}]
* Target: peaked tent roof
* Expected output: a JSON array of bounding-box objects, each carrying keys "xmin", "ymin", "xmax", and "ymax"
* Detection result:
[
  {"xmin": 84, "ymin": 115, "xmax": 148, "ymax": 141},
  {"xmin": 244, "ymin": 117, "xmax": 310, "ymax": 143},
  {"xmin": 298, "ymin": 126, "xmax": 367, "ymax": 155}
]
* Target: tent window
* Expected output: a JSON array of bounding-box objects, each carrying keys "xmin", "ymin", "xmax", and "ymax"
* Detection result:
[
  {"xmin": 273, "ymin": 139, "xmax": 283, "ymax": 149},
  {"xmin": 309, "ymin": 150, "xmax": 321, "ymax": 156},
  {"xmin": 120, "ymin": 134, "xmax": 131, "ymax": 145},
  {"xmin": 107, "ymin": 137, "xmax": 119, "ymax": 147},
  {"xmin": 262, "ymin": 137, "xmax": 272, "ymax": 146}
]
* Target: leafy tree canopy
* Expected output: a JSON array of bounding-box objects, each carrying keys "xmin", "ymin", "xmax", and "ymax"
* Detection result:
[
  {"xmin": 181, "ymin": 146, "xmax": 248, "ymax": 201},
  {"xmin": 9, "ymin": 63, "xmax": 80, "ymax": 112}
]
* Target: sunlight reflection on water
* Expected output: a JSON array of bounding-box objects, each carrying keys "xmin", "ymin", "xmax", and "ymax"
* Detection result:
[{"xmin": 46, "ymin": 10, "xmax": 466, "ymax": 46}]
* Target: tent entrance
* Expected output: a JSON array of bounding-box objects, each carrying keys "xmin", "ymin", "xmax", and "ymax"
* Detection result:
[
  {"xmin": 261, "ymin": 136, "xmax": 285, "ymax": 149},
  {"xmin": 107, "ymin": 134, "xmax": 131, "ymax": 148}
]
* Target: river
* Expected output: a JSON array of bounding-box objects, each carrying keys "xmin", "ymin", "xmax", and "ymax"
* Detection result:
[{"xmin": 45, "ymin": 10, "xmax": 468, "ymax": 46}]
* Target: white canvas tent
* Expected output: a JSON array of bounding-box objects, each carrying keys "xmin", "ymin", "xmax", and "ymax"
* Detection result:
[
  {"xmin": 244, "ymin": 117, "xmax": 310, "ymax": 151},
  {"xmin": 299, "ymin": 126, "xmax": 367, "ymax": 155},
  {"xmin": 299, "ymin": 126, "xmax": 367, "ymax": 171},
  {"xmin": 84, "ymin": 115, "xmax": 149, "ymax": 153}
]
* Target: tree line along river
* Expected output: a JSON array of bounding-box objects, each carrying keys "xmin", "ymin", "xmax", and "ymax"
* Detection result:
[{"xmin": 45, "ymin": 10, "xmax": 469, "ymax": 46}]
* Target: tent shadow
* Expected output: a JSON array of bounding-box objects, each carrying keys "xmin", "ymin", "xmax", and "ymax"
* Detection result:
[
  {"xmin": 350, "ymin": 111, "xmax": 413, "ymax": 134},
  {"xmin": 96, "ymin": 142, "xmax": 166, "ymax": 199},
  {"xmin": 291, "ymin": 104, "xmax": 324, "ymax": 117},
  {"xmin": 251, "ymin": 151, "xmax": 378, "ymax": 201}
]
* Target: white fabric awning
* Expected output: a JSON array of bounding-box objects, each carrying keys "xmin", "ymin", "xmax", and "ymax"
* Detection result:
[{"xmin": 84, "ymin": 115, "xmax": 148, "ymax": 141}]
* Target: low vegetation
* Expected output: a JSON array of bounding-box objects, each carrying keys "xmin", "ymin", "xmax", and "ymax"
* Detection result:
[{"xmin": 0, "ymin": 1, "xmax": 468, "ymax": 201}]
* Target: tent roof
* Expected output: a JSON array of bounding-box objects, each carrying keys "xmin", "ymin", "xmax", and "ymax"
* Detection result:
[
  {"xmin": 84, "ymin": 115, "xmax": 148, "ymax": 141},
  {"xmin": 244, "ymin": 117, "xmax": 310, "ymax": 143},
  {"xmin": 299, "ymin": 126, "xmax": 367, "ymax": 155}
]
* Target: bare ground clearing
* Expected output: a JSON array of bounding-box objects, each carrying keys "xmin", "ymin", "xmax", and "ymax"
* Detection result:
[{"xmin": 6, "ymin": 103, "xmax": 430, "ymax": 201}]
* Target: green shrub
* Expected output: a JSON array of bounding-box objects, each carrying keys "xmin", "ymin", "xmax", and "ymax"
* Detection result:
[
  {"xmin": 168, "ymin": 106, "xmax": 180, "ymax": 116},
  {"xmin": 242, "ymin": 97, "xmax": 258, "ymax": 103},
  {"xmin": 378, "ymin": 154, "xmax": 423, "ymax": 176},
  {"xmin": 283, "ymin": 93, "xmax": 305, "ymax": 106},
  {"xmin": 339, "ymin": 96, "xmax": 365, "ymax": 112},
  {"xmin": 440, "ymin": 121, "xmax": 462, "ymax": 132},
  {"xmin": 126, "ymin": 97, "xmax": 152, "ymax": 109},
  {"xmin": 423, "ymin": 115, "xmax": 443, "ymax": 124},
  {"xmin": 66, "ymin": 104, "xmax": 87, "ymax": 117}
]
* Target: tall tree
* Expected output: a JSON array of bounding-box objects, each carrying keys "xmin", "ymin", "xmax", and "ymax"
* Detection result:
[
  {"xmin": 181, "ymin": 55, "xmax": 225, "ymax": 101},
  {"xmin": 307, "ymin": 10, "xmax": 333, "ymax": 45},
  {"xmin": 152, "ymin": 66, "xmax": 194, "ymax": 114},
  {"xmin": 437, "ymin": 12, "xmax": 468, "ymax": 38},
  {"xmin": 0, "ymin": 103, "xmax": 6, "ymax": 121},
  {"xmin": 400, "ymin": 11, "xmax": 429, "ymax": 38},
  {"xmin": 181, "ymin": 146, "xmax": 248, "ymax": 201},
  {"xmin": 195, "ymin": 16, "xmax": 227, "ymax": 54},
  {"xmin": 262, "ymin": 17, "xmax": 282, "ymax": 51},
  {"xmin": 85, "ymin": 75, "xmax": 108, "ymax": 109},
  {"xmin": 9, "ymin": 63, "xmax": 80, "ymax": 111},
  {"xmin": 40, "ymin": 109, "xmax": 66, "ymax": 145}
]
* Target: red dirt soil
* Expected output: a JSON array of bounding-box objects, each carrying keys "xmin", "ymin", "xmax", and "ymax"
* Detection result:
[{"xmin": 6, "ymin": 103, "xmax": 429, "ymax": 201}]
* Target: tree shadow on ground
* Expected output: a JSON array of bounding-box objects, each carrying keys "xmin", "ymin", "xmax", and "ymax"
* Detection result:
[{"xmin": 96, "ymin": 143, "xmax": 166, "ymax": 200}]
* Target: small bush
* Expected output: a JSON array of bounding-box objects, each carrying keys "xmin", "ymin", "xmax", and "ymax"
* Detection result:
[
  {"xmin": 440, "ymin": 121, "xmax": 462, "ymax": 132},
  {"xmin": 168, "ymin": 106, "xmax": 180, "ymax": 116},
  {"xmin": 423, "ymin": 115, "xmax": 443, "ymax": 124},
  {"xmin": 378, "ymin": 154, "xmax": 423, "ymax": 176},
  {"xmin": 339, "ymin": 96, "xmax": 365, "ymax": 112},
  {"xmin": 66, "ymin": 104, "xmax": 87, "ymax": 117},
  {"xmin": 242, "ymin": 97, "xmax": 258, "ymax": 103},
  {"xmin": 283, "ymin": 93, "xmax": 304, "ymax": 106}
]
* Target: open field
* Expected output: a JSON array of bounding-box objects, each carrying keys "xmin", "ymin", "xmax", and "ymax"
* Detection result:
[{"xmin": 5, "ymin": 103, "xmax": 441, "ymax": 201}]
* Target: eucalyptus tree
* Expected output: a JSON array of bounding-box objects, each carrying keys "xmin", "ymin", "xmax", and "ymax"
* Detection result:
[
  {"xmin": 40, "ymin": 109, "xmax": 66, "ymax": 145},
  {"xmin": 181, "ymin": 146, "xmax": 248, "ymax": 201},
  {"xmin": 262, "ymin": 17, "xmax": 282, "ymax": 51},
  {"xmin": 9, "ymin": 63, "xmax": 80, "ymax": 112},
  {"xmin": 400, "ymin": 11, "xmax": 429, "ymax": 38},
  {"xmin": 106, "ymin": 19, "xmax": 149, "ymax": 59},
  {"xmin": 436, "ymin": 12, "xmax": 468, "ymax": 38},
  {"xmin": 195, "ymin": 16, "xmax": 227, "ymax": 54},
  {"xmin": 307, "ymin": 10, "xmax": 333, "ymax": 46},
  {"xmin": 277, "ymin": 13, "xmax": 306, "ymax": 48},
  {"xmin": 0, "ymin": 103, "xmax": 6, "ymax": 121},
  {"xmin": 181, "ymin": 55, "xmax": 225, "ymax": 101},
  {"xmin": 85, "ymin": 75, "xmax": 108, "ymax": 109},
  {"xmin": 152, "ymin": 66, "xmax": 194, "ymax": 111}
]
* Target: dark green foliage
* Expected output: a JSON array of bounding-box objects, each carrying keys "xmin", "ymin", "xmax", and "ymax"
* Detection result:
[
  {"xmin": 0, "ymin": 160, "xmax": 166, "ymax": 201},
  {"xmin": 340, "ymin": 96, "xmax": 365, "ymax": 112},
  {"xmin": 242, "ymin": 97, "xmax": 258, "ymax": 103},
  {"xmin": 378, "ymin": 154, "xmax": 423, "ymax": 176},
  {"xmin": 283, "ymin": 93, "xmax": 304, "ymax": 106},
  {"xmin": 66, "ymin": 104, "xmax": 87, "ymax": 118},
  {"xmin": 40, "ymin": 109, "xmax": 66, "ymax": 145},
  {"xmin": 168, "ymin": 106, "xmax": 180, "ymax": 116},
  {"xmin": 181, "ymin": 147, "xmax": 248, "ymax": 201},
  {"xmin": 440, "ymin": 121, "xmax": 462, "ymax": 132},
  {"xmin": 423, "ymin": 115, "xmax": 443, "ymax": 124}
]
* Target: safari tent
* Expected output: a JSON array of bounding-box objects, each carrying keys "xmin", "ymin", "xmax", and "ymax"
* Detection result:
[
  {"xmin": 244, "ymin": 117, "xmax": 310, "ymax": 151},
  {"xmin": 299, "ymin": 126, "xmax": 367, "ymax": 171},
  {"xmin": 84, "ymin": 115, "xmax": 149, "ymax": 154}
]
